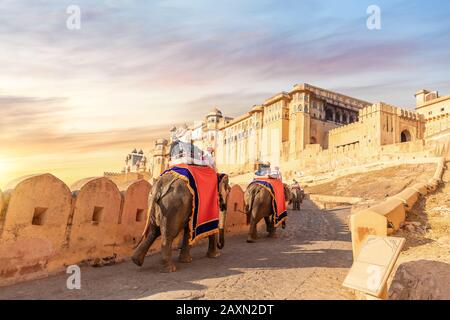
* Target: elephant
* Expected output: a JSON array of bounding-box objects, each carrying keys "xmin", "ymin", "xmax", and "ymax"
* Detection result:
[
  {"xmin": 291, "ymin": 187, "xmax": 305, "ymax": 210},
  {"xmin": 244, "ymin": 182, "xmax": 293, "ymax": 243},
  {"xmin": 132, "ymin": 172, "xmax": 230, "ymax": 272}
]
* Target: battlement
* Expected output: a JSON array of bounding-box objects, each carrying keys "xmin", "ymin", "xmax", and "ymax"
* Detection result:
[
  {"xmin": 104, "ymin": 171, "xmax": 123, "ymax": 176},
  {"xmin": 358, "ymin": 102, "xmax": 424, "ymax": 121},
  {"xmin": 0, "ymin": 172, "xmax": 248, "ymax": 287},
  {"xmin": 328, "ymin": 121, "xmax": 362, "ymax": 136}
]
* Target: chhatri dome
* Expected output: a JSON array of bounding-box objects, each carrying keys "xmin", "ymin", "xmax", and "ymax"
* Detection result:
[{"xmin": 207, "ymin": 107, "xmax": 223, "ymax": 117}]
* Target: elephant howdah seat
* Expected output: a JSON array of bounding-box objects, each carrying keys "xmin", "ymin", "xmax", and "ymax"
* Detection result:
[
  {"xmin": 169, "ymin": 140, "xmax": 215, "ymax": 169},
  {"xmin": 161, "ymin": 164, "xmax": 222, "ymax": 245},
  {"xmin": 250, "ymin": 177, "xmax": 288, "ymax": 227}
]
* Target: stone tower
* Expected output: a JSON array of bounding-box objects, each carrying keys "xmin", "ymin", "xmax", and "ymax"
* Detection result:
[{"xmin": 151, "ymin": 139, "xmax": 169, "ymax": 179}]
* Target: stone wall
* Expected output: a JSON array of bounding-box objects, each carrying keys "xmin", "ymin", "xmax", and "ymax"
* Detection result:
[
  {"xmin": 0, "ymin": 175, "xmax": 247, "ymax": 286},
  {"xmin": 350, "ymin": 157, "xmax": 447, "ymax": 258},
  {"xmin": 281, "ymin": 139, "xmax": 433, "ymax": 181}
]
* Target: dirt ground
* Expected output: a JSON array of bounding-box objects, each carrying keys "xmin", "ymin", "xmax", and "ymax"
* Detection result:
[
  {"xmin": 0, "ymin": 201, "xmax": 355, "ymax": 300},
  {"xmin": 303, "ymin": 162, "xmax": 449, "ymax": 299},
  {"xmin": 305, "ymin": 164, "xmax": 436, "ymax": 202},
  {"xmin": 387, "ymin": 167, "xmax": 450, "ymax": 299}
]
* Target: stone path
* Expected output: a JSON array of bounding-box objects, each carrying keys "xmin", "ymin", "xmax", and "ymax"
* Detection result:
[{"xmin": 0, "ymin": 200, "xmax": 355, "ymax": 300}]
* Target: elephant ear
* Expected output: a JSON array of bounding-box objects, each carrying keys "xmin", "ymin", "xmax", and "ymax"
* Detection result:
[
  {"xmin": 218, "ymin": 173, "xmax": 230, "ymax": 191},
  {"xmin": 283, "ymin": 183, "xmax": 290, "ymax": 199}
]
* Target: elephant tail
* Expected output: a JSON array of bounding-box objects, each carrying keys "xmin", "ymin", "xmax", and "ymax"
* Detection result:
[{"xmin": 245, "ymin": 185, "xmax": 259, "ymax": 217}]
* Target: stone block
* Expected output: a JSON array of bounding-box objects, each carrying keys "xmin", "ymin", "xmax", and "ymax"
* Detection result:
[
  {"xmin": 115, "ymin": 179, "xmax": 152, "ymax": 257},
  {"xmin": 391, "ymin": 188, "xmax": 419, "ymax": 212},
  {"xmin": 0, "ymin": 174, "xmax": 72, "ymax": 285},
  {"xmin": 67, "ymin": 177, "xmax": 122, "ymax": 265},
  {"xmin": 350, "ymin": 210, "xmax": 388, "ymax": 259}
]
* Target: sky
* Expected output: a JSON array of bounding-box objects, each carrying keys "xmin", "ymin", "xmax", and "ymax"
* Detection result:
[{"xmin": 0, "ymin": 0, "xmax": 450, "ymax": 188}]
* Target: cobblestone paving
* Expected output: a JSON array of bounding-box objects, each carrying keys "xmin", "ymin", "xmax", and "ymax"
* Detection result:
[{"xmin": 0, "ymin": 200, "xmax": 355, "ymax": 300}]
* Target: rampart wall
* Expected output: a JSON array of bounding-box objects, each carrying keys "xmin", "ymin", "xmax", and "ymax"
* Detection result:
[{"xmin": 0, "ymin": 175, "xmax": 247, "ymax": 286}]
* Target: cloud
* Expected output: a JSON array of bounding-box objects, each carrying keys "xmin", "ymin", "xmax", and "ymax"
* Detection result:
[
  {"xmin": 0, "ymin": 0, "xmax": 449, "ymax": 186},
  {"xmin": 0, "ymin": 95, "xmax": 69, "ymax": 138}
]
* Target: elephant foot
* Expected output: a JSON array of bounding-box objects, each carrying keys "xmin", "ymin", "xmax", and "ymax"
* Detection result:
[
  {"xmin": 267, "ymin": 232, "xmax": 278, "ymax": 238},
  {"xmin": 179, "ymin": 254, "xmax": 193, "ymax": 263},
  {"xmin": 160, "ymin": 264, "xmax": 177, "ymax": 273},
  {"xmin": 131, "ymin": 255, "xmax": 144, "ymax": 267},
  {"xmin": 246, "ymin": 237, "xmax": 257, "ymax": 243},
  {"xmin": 207, "ymin": 250, "xmax": 220, "ymax": 258}
]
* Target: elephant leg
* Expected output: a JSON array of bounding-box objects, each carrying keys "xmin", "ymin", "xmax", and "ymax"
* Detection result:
[
  {"xmin": 160, "ymin": 233, "xmax": 177, "ymax": 273},
  {"xmin": 207, "ymin": 233, "xmax": 220, "ymax": 258},
  {"xmin": 265, "ymin": 216, "xmax": 277, "ymax": 238},
  {"xmin": 132, "ymin": 223, "xmax": 161, "ymax": 267},
  {"xmin": 179, "ymin": 226, "xmax": 192, "ymax": 263},
  {"xmin": 247, "ymin": 214, "xmax": 261, "ymax": 243}
]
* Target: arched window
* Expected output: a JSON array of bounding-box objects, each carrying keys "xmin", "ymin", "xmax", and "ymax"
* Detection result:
[
  {"xmin": 401, "ymin": 130, "xmax": 411, "ymax": 143},
  {"xmin": 310, "ymin": 136, "xmax": 317, "ymax": 144}
]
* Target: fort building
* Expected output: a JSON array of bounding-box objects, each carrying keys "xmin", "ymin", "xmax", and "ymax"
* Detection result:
[
  {"xmin": 414, "ymin": 89, "xmax": 450, "ymax": 138},
  {"xmin": 104, "ymin": 148, "xmax": 151, "ymax": 185},
  {"xmin": 147, "ymin": 83, "xmax": 449, "ymax": 179}
]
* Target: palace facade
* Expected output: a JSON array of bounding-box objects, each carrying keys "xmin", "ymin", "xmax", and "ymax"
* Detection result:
[{"xmin": 148, "ymin": 83, "xmax": 450, "ymax": 179}]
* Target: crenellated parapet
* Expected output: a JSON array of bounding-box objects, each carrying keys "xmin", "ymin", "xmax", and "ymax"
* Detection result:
[
  {"xmin": 358, "ymin": 102, "xmax": 424, "ymax": 121},
  {"xmin": 0, "ymin": 174, "xmax": 151, "ymax": 285},
  {"xmin": 0, "ymin": 172, "xmax": 247, "ymax": 286},
  {"xmin": 328, "ymin": 121, "xmax": 362, "ymax": 136}
]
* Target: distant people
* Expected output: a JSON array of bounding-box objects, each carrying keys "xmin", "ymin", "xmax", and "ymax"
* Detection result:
[
  {"xmin": 269, "ymin": 166, "xmax": 283, "ymax": 181},
  {"xmin": 203, "ymin": 148, "xmax": 217, "ymax": 171},
  {"xmin": 169, "ymin": 124, "xmax": 196, "ymax": 165},
  {"xmin": 255, "ymin": 163, "xmax": 271, "ymax": 177}
]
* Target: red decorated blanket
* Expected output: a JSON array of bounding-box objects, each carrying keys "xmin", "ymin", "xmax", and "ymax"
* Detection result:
[
  {"xmin": 251, "ymin": 177, "xmax": 287, "ymax": 227},
  {"xmin": 161, "ymin": 164, "xmax": 220, "ymax": 245}
]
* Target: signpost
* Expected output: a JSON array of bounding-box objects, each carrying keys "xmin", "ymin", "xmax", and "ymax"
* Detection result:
[{"xmin": 343, "ymin": 235, "xmax": 405, "ymax": 299}]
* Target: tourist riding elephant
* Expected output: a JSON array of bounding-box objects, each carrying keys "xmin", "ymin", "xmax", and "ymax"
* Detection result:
[
  {"xmin": 132, "ymin": 173, "xmax": 230, "ymax": 272},
  {"xmin": 244, "ymin": 182, "xmax": 293, "ymax": 243},
  {"xmin": 291, "ymin": 187, "xmax": 305, "ymax": 210}
]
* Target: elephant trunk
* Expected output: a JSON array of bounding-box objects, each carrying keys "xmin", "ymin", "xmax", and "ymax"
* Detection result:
[
  {"xmin": 217, "ymin": 228, "xmax": 225, "ymax": 249},
  {"xmin": 217, "ymin": 208, "xmax": 226, "ymax": 249}
]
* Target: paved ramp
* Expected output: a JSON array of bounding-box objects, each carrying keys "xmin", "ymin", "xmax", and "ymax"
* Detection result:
[{"xmin": 0, "ymin": 200, "xmax": 354, "ymax": 300}]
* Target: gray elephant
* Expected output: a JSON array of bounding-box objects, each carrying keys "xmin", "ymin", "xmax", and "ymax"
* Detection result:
[
  {"xmin": 132, "ymin": 172, "xmax": 230, "ymax": 272},
  {"xmin": 244, "ymin": 182, "xmax": 293, "ymax": 243},
  {"xmin": 291, "ymin": 187, "xmax": 305, "ymax": 210}
]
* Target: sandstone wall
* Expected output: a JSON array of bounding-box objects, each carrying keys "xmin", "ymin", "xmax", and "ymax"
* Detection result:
[
  {"xmin": 226, "ymin": 185, "xmax": 248, "ymax": 232},
  {"xmin": 66, "ymin": 177, "xmax": 123, "ymax": 265},
  {"xmin": 281, "ymin": 139, "xmax": 433, "ymax": 181},
  {"xmin": 350, "ymin": 157, "xmax": 447, "ymax": 258},
  {"xmin": 116, "ymin": 179, "xmax": 152, "ymax": 257},
  {"xmin": 0, "ymin": 174, "xmax": 73, "ymax": 282},
  {"xmin": 0, "ymin": 174, "xmax": 247, "ymax": 286}
]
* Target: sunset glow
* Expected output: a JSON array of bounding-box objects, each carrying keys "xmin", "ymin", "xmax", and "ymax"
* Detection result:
[{"xmin": 1, "ymin": 0, "xmax": 449, "ymax": 188}]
